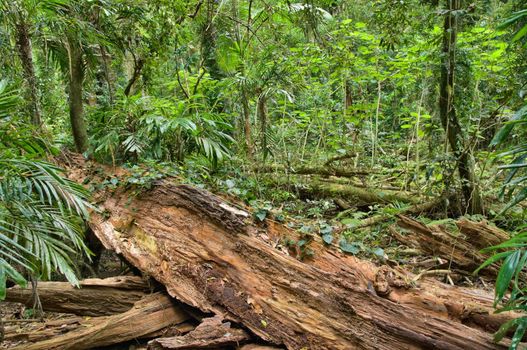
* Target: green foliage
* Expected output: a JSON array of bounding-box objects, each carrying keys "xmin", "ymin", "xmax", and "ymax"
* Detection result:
[
  {"xmin": 477, "ymin": 228, "xmax": 527, "ymax": 349},
  {"xmin": 0, "ymin": 80, "xmax": 91, "ymax": 299},
  {"xmin": 89, "ymin": 93, "xmax": 233, "ymax": 166}
]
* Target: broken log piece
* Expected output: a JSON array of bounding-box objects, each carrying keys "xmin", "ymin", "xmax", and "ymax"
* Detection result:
[
  {"xmin": 88, "ymin": 181, "xmax": 514, "ymax": 349},
  {"xmin": 148, "ymin": 315, "xmax": 249, "ymax": 349},
  {"xmin": 457, "ymin": 219, "xmax": 509, "ymax": 250},
  {"xmin": 390, "ymin": 215, "xmax": 505, "ymax": 276},
  {"xmin": 2, "ymin": 317, "xmax": 84, "ymax": 343},
  {"xmin": 4, "ymin": 276, "xmax": 148, "ymax": 316},
  {"xmin": 11, "ymin": 292, "xmax": 189, "ymax": 350},
  {"xmin": 237, "ymin": 345, "xmax": 285, "ymax": 350},
  {"xmin": 79, "ymin": 275, "xmax": 150, "ymax": 289}
]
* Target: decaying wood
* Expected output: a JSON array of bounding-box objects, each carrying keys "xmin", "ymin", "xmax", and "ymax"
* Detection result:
[
  {"xmin": 269, "ymin": 176, "xmax": 417, "ymax": 207},
  {"xmin": 390, "ymin": 215, "xmax": 508, "ymax": 276},
  {"xmin": 3, "ymin": 317, "xmax": 83, "ymax": 343},
  {"xmin": 256, "ymin": 164, "xmax": 372, "ymax": 177},
  {"xmin": 86, "ymin": 179, "xmax": 518, "ymax": 350},
  {"xmin": 148, "ymin": 315, "xmax": 249, "ymax": 349},
  {"xmin": 11, "ymin": 293, "xmax": 189, "ymax": 350},
  {"xmin": 4, "ymin": 276, "xmax": 149, "ymax": 316},
  {"xmin": 238, "ymin": 345, "xmax": 285, "ymax": 350}
]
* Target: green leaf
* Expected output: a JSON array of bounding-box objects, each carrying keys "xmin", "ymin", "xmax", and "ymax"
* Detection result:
[
  {"xmin": 0, "ymin": 266, "xmax": 6, "ymax": 300},
  {"xmin": 512, "ymin": 24, "xmax": 527, "ymax": 42},
  {"xmin": 322, "ymin": 233, "xmax": 333, "ymax": 245},
  {"xmin": 500, "ymin": 188, "xmax": 527, "ymax": 215},
  {"xmin": 494, "ymin": 317, "xmax": 520, "ymax": 343},
  {"xmin": 495, "ymin": 250, "xmax": 521, "ymax": 305},
  {"xmin": 254, "ymin": 209, "xmax": 268, "ymax": 222},
  {"xmin": 490, "ymin": 105, "xmax": 527, "ymax": 147},
  {"xmin": 511, "ymin": 317, "xmax": 527, "ymax": 349},
  {"xmin": 372, "ymin": 247, "xmax": 385, "ymax": 259},
  {"xmin": 339, "ymin": 240, "xmax": 360, "ymax": 255},
  {"xmin": 475, "ymin": 251, "xmax": 513, "ymax": 275}
]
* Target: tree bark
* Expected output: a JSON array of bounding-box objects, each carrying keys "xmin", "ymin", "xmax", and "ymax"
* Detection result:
[
  {"xmin": 82, "ymin": 176, "xmax": 516, "ymax": 349},
  {"xmin": 439, "ymin": 0, "xmax": 483, "ymax": 215},
  {"xmin": 15, "ymin": 20, "xmax": 42, "ymax": 127},
  {"xmin": 67, "ymin": 39, "xmax": 89, "ymax": 153}
]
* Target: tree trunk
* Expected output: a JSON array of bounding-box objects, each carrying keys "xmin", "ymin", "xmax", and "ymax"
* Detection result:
[
  {"xmin": 257, "ymin": 90, "xmax": 268, "ymax": 161},
  {"xmin": 439, "ymin": 0, "xmax": 483, "ymax": 215},
  {"xmin": 15, "ymin": 20, "xmax": 42, "ymax": 127},
  {"xmin": 124, "ymin": 56, "xmax": 144, "ymax": 97},
  {"xmin": 68, "ymin": 40, "xmax": 89, "ymax": 153},
  {"xmin": 78, "ymin": 171, "xmax": 516, "ymax": 349},
  {"xmin": 242, "ymin": 88, "xmax": 253, "ymax": 159}
]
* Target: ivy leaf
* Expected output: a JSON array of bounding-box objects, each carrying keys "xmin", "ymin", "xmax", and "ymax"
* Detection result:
[
  {"xmin": 254, "ymin": 209, "xmax": 268, "ymax": 222},
  {"xmin": 372, "ymin": 247, "xmax": 385, "ymax": 259},
  {"xmin": 322, "ymin": 233, "xmax": 333, "ymax": 245},
  {"xmin": 339, "ymin": 240, "xmax": 360, "ymax": 255}
]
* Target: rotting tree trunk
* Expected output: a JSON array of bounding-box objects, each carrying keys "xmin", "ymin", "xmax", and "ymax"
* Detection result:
[
  {"xmin": 255, "ymin": 164, "xmax": 372, "ymax": 177},
  {"xmin": 67, "ymin": 39, "xmax": 89, "ymax": 153},
  {"xmin": 439, "ymin": 0, "xmax": 483, "ymax": 215},
  {"xmin": 81, "ymin": 174, "xmax": 520, "ymax": 349},
  {"xmin": 4, "ymin": 276, "xmax": 149, "ymax": 316},
  {"xmin": 268, "ymin": 175, "xmax": 418, "ymax": 208},
  {"xmin": 15, "ymin": 20, "xmax": 42, "ymax": 127},
  {"xmin": 389, "ymin": 215, "xmax": 508, "ymax": 277}
]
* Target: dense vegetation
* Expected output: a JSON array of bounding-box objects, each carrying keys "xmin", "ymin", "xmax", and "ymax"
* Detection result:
[{"xmin": 1, "ymin": 0, "xmax": 526, "ymax": 347}]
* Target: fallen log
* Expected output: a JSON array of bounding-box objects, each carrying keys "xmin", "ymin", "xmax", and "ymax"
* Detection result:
[
  {"xmin": 10, "ymin": 292, "xmax": 189, "ymax": 350},
  {"xmin": 85, "ymin": 179, "xmax": 519, "ymax": 349},
  {"xmin": 268, "ymin": 176, "xmax": 417, "ymax": 207},
  {"xmin": 4, "ymin": 276, "xmax": 149, "ymax": 316},
  {"xmin": 148, "ymin": 315, "xmax": 249, "ymax": 349},
  {"xmin": 255, "ymin": 164, "xmax": 372, "ymax": 177},
  {"xmin": 389, "ymin": 215, "xmax": 508, "ymax": 276}
]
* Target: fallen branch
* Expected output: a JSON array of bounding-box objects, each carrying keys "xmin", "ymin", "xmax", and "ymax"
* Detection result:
[
  {"xmin": 11, "ymin": 292, "xmax": 189, "ymax": 350},
  {"xmin": 255, "ymin": 164, "xmax": 372, "ymax": 177},
  {"xmin": 269, "ymin": 176, "xmax": 418, "ymax": 207},
  {"xmin": 4, "ymin": 276, "xmax": 149, "ymax": 316}
]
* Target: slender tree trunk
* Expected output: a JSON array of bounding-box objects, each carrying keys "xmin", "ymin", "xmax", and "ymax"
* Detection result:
[
  {"xmin": 257, "ymin": 90, "xmax": 268, "ymax": 162},
  {"xmin": 15, "ymin": 20, "xmax": 42, "ymax": 128},
  {"xmin": 242, "ymin": 88, "xmax": 253, "ymax": 159},
  {"xmin": 439, "ymin": 0, "xmax": 483, "ymax": 215},
  {"xmin": 124, "ymin": 57, "xmax": 144, "ymax": 97},
  {"xmin": 68, "ymin": 40, "xmax": 89, "ymax": 153}
]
